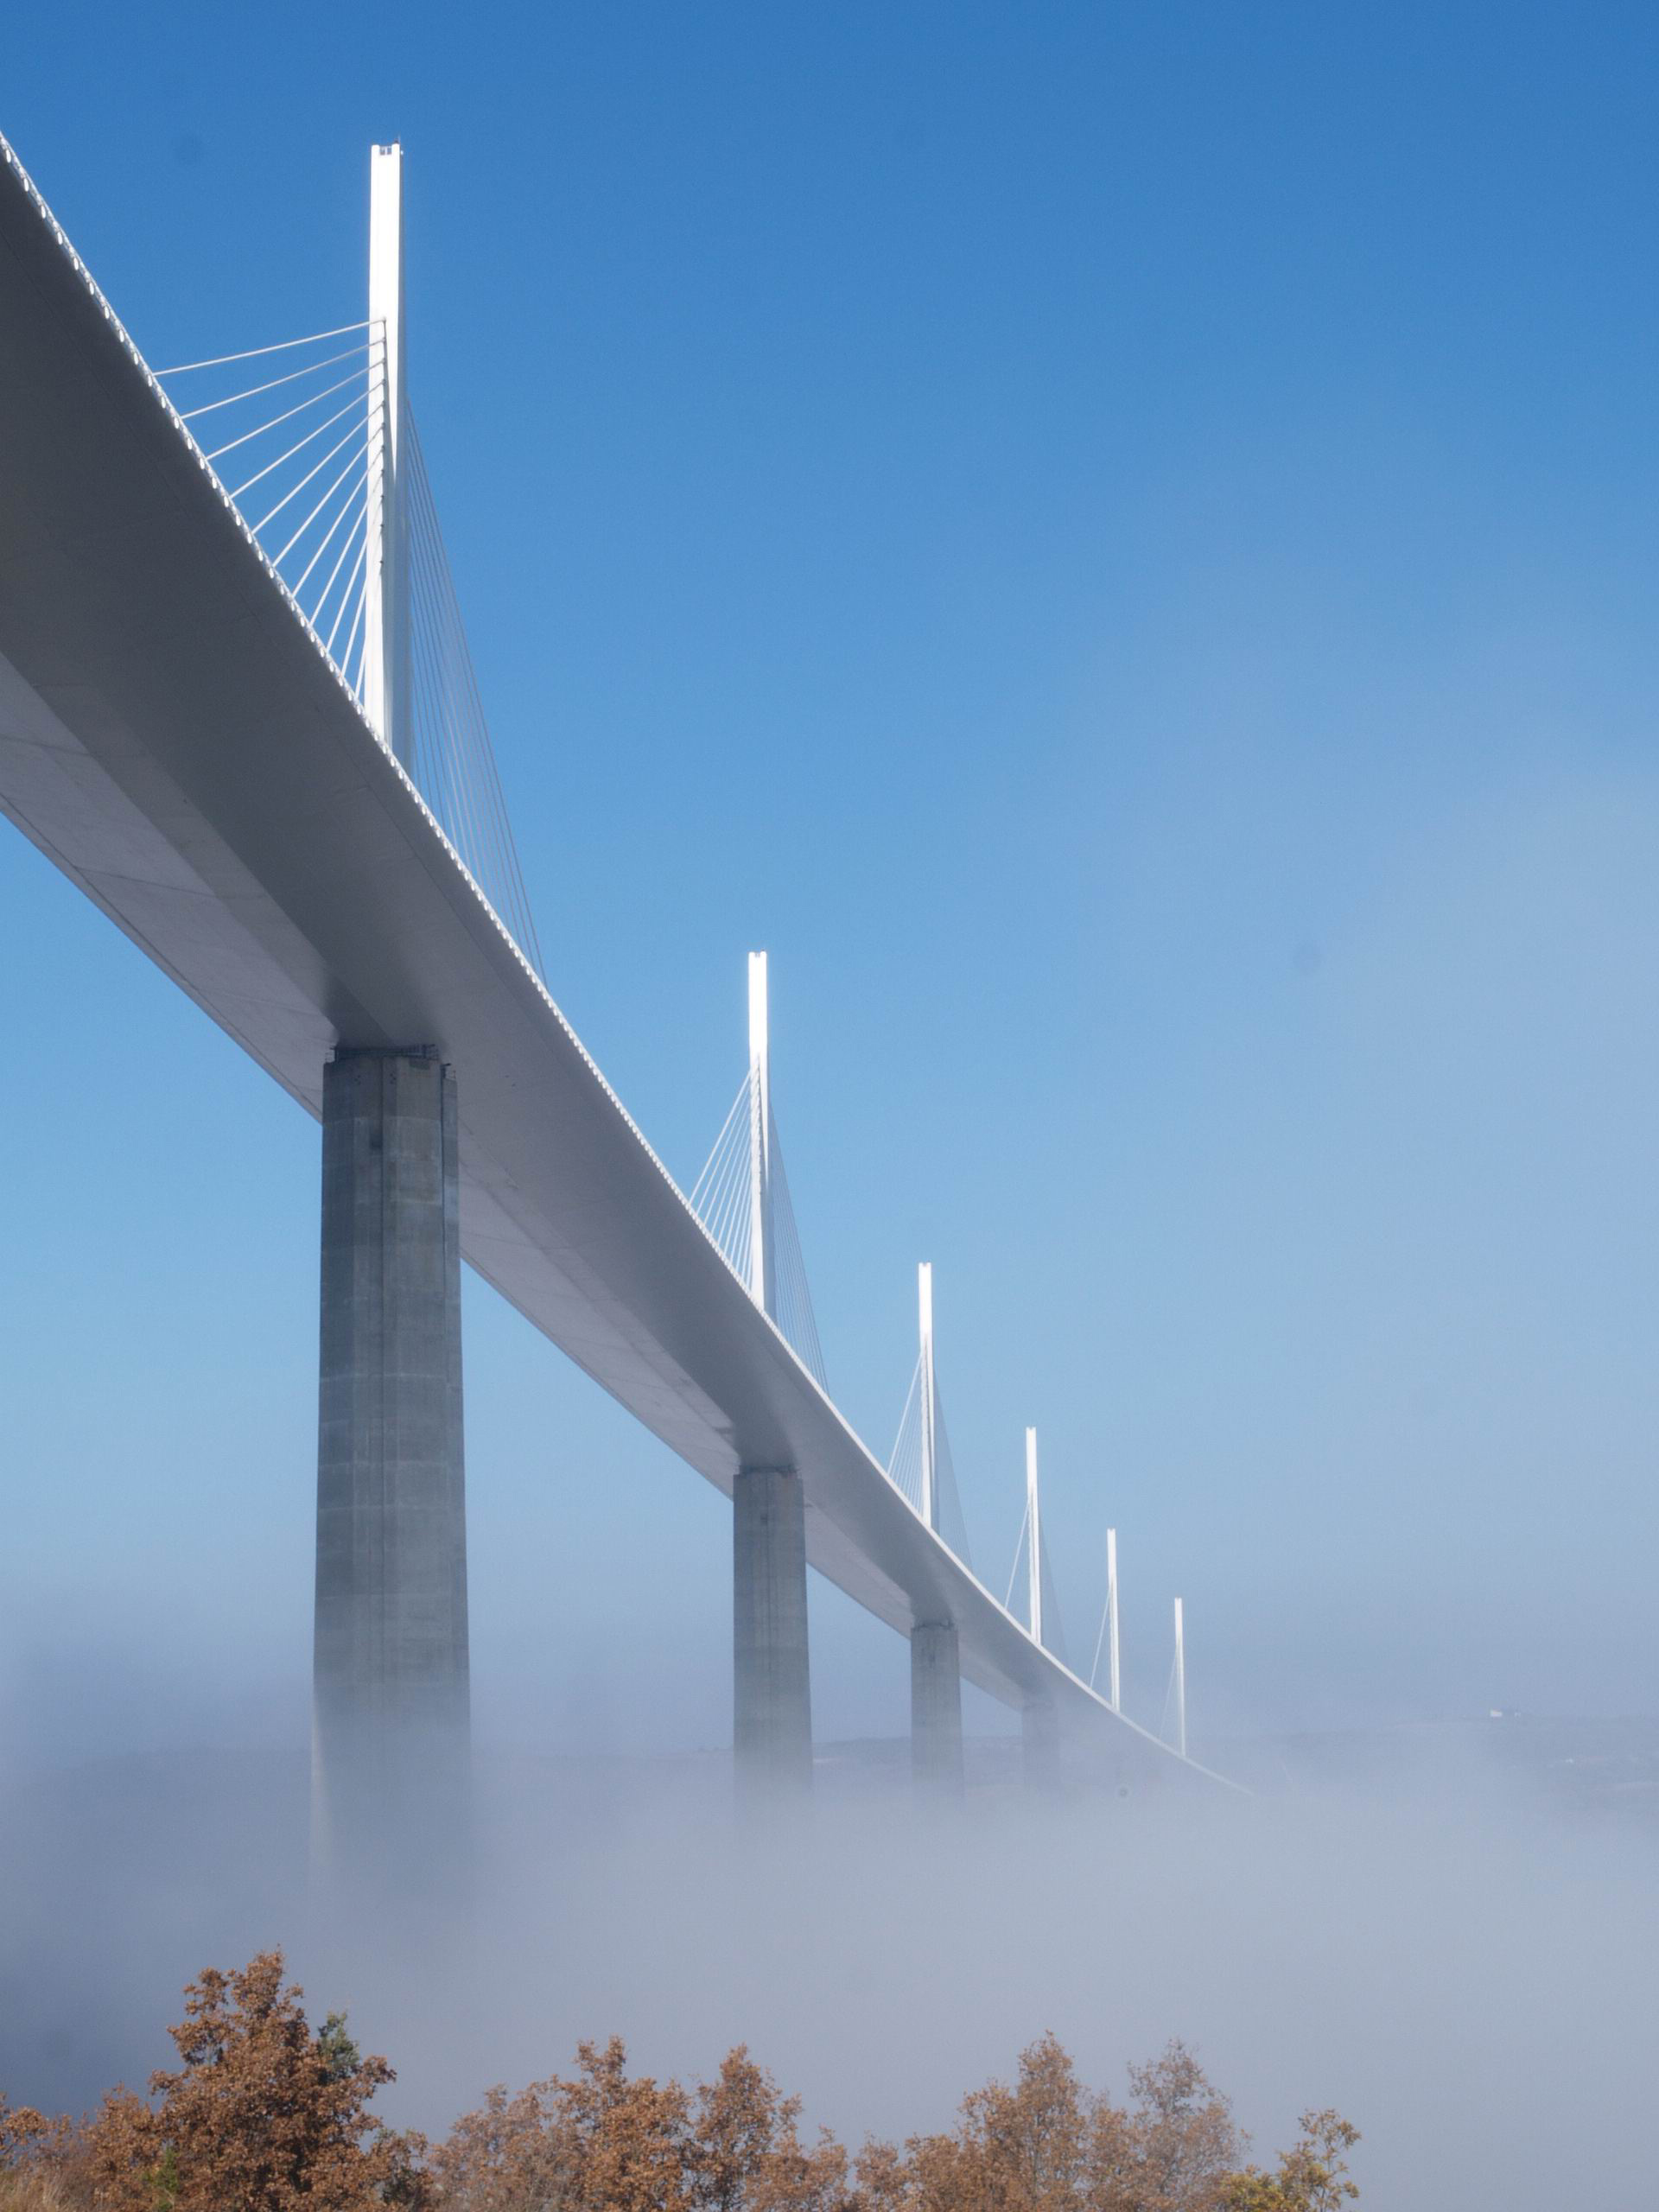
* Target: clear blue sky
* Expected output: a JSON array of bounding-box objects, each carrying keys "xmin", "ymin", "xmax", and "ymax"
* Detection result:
[{"xmin": 3, "ymin": 2, "xmax": 1656, "ymax": 1760}]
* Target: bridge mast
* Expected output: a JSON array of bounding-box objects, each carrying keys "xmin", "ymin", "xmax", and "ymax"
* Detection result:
[
  {"xmin": 1173, "ymin": 1595, "xmax": 1187, "ymax": 1758},
  {"xmin": 747, "ymin": 951, "xmax": 776, "ymax": 1318},
  {"xmin": 909, "ymin": 1261, "xmax": 962, "ymax": 1796},
  {"xmin": 1106, "ymin": 1525, "xmax": 1121, "ymax": 1710},
  {"xmin": 733, "ymin": 950, "xmax": 810, "ymax": 1799},
  {"xmin": 918, "ymin": 1262, "xmax": 938, "ymax": 1531},
  {"xmin": 1019, "ymin": 1426, "xmax": 1062, "ymax": 1783},
  {"xmin": 1025, "ymin": 1426, "xmax": 1043, "ymax": 1649},
  {"xmin": 364, "ymin": 143, "xmax": 410, "ymax": 767}
]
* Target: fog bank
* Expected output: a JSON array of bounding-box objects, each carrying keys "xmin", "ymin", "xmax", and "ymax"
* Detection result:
[{"xmin": 3, "ymin": 1727, "xmax": 1654, "ymax": 2209}]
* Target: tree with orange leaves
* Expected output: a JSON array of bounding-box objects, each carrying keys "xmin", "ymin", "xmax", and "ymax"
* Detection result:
[
  {"xmin": 426, "ymin": 2037, "xmax": 849, "ymax": 2212},
  {"xmin": 78, "ymin": 1951, "xmax": 413, "ymax": 2212},
  {"xmin": 1219, "ymin": 2112, "xmax": 1360, "ymax": 2211},
  {"xmin": 685, "ymin": 2044, "xmax": 849, "ymax": 2212},
  {"xmin": 4, "ymin": 1959, "xmax": 1357, "ymax": 2212},
  {"xmin": 856, "ymin": 2031, "xmax": 1249, "ymax": 2212}
]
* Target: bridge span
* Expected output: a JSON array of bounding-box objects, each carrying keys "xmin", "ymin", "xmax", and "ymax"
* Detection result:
[{"xmin": 0, "ymin": 131, "xmax": 1236, "ymax": 1815}]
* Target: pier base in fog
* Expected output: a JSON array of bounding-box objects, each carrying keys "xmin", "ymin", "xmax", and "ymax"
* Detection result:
[
  {"xmin": 734, "ymin": 1464, "xmax": 812, "ymax": 1799},
  {"xmin": 1022, "ymin": 1696, "xmax": 1061, "ymax": 1791},
  {"xmin": 312, "ymin": 1047, "xmax": 470, "ymax": 1887},
  {"xmin": 910, "ymin": 1619, "xmax": 963, "ymax": 1796}
]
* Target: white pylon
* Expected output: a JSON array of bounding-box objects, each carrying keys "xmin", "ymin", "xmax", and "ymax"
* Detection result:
[
  {"xmin": 747, "ymin": 951, "xmax": 775, "ymax": 1319},
  {"xmin": 1026, "ymin": 1427, "xmax": 1043, "ymax": 1649},
  {"xmin": 363, "ymin": 142, "xmax": 410, "ymax": 767},
  {"xmin": 1106, "ymin": 1527, "xmax": 1121, "ymax": 1711},
  {"xmin": 918, "ymin": 1262, "xmax": 938, "ymax": 1532},
  {"xmin": 1173, "ymin": 1596, "xmax": 1187, "ymax": 1758}
]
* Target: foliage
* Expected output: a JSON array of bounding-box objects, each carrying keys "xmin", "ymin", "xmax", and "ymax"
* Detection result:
[
  {"xmin": 427, "ymin": 2035, "xmax": 849, "ymax": 2212},
  {"xmin": 1219, "ymin": 2113, "xmax": 1361, "ymax": 2212},
  {"xmin": 3, "ymin": 1960, "xmax": 1358, "ymax": 2212},
  {"xmin": 856, "ymin": 2031, "xmax": 1246, "ymax": 2212},
  {"xmin": 2, "ymin": 1954, "xmax": 412, "ymax": 2212}
]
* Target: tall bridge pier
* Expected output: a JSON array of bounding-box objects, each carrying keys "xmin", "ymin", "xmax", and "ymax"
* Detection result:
[
  {"xmin": 312, "ymin": 1048, "xmax": 471, "ymax": 1873},
  {"xmin": 734, "ymin": 1464, "xmax": 813, "ymax": 1796},
  {"xmin": 910, "ymin": 1620, "xmax": 964, "ymax": 1794}
]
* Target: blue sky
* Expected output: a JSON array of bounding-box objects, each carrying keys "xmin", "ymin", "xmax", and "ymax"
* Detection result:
[{"xmin": 3, "ymin": 2, "xmax": 1656, "ymax": 1759}]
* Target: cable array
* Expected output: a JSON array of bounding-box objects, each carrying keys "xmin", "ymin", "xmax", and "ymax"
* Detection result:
[
  {"xmin": 1003, "ymin": 1503, "xmax": 1070, "ymax": 1664},
  {"xmin": 154, "ymin": 323, "xmax": 379, "ymax": 696},
  {"xmin": 155, "ymin": 322, "xmax": 545, "ymax": 979},
  {"xmin": 1004, "ymin": 1498, "xmax": 1030, "ymax": 1612},
  {"xmin": 884, "ymin": 1354, "xmax": 973, "ymax": 1568},
  {"xmin": 1159, "ymin": 1651, "xmax": 1181, "ymax": 1747},
  {"xmin": 767, "ymin": 1113, "xmax": 826, "ymax": 1389},
  {"xmin": 690, "ymin": 1070, "xmax": 757, "ymax": 1287},
  {"xmin": 931, "ymin": 1385, "xmax": 975, "ymax": 1571},
  {"xmin": 1090, "ymin": 1599, "xmax": 1109, "ymax": 1694},
  {"xmin": 405, "ymin": 416, "xmax": 545, "ymax": 978},
  {"xmin": 1039, "ymin": 1548, "xmax": 1070, "ymax": 1668},
  {"xmin": 887, "ymin": 1357, "xmax": 925, "ymax": 1515},
  {"xmin": 686, "ymin": 1071, "xmax": 827, "ymax": 1388}
]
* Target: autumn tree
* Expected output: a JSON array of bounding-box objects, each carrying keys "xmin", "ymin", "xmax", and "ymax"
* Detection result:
[
  {"xmin": 79, "ymin": 1950, "xmax": 410, "ymax": 2212},
  {"xmin": 856, "ymin": 2032, "xmax": 1249, "ymax": 2212},
  {"xmin": 7, "ymin": 1961, "xmax": 1357, "ymax": 2212},
  {"xmin": 861, "ymin": 2031, "xmax": 1091, "ymax": 2212},
  {"xmin": 427, "ymin": 2037, "xmax": 687, "ymax": 2212},
  {"xmin": 427, "ymin": 2038, "xmax": 849, "ymax": 2212},
  {"xmin": 0, "ymin": 2100, "xmax": 49, "ymax": 2167},
  {"xmin": 685, "ymin": 2045, "xmax": 849, "ymax": 2212},
  {"xmin": 1219, "ymin": 2113, "xmax": 1360, "ymax": 2212},
  {"xmin": 1109, "ymin": 2042, "xmax": 1245, "ymax": 2212}
]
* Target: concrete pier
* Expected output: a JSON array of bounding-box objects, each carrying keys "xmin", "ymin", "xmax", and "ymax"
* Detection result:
[
  {"xmin": 910, "ymin": 1619, "xmax": 963, "ymax": 1796},
  {"xmin": 1021, "ymin": 1695, "xmax": 1061, "ymax": 1791},
  {"xmin": 733, "ymin": 1464, "xmax": 812, "ymax": 1796},
  {"xmin": 313, "ymin": 1047, "xmax": 469, "ymax": 1873}
]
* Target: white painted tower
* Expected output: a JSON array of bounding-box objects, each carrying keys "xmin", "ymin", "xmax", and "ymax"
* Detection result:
[
  {"xmin": 747, "ymin": 951, "xmax": 775, "ymax": 1319},
  {"xmin": 918, "ymin": 1262, "xmax": 938, "ymax": 1532},
  {"xmin": 1106, "ymin": 1526, "xmax": 1121, "ymax": 1711},
  {"xmin": 363, "ymin": 142, "xmax": 410, "ymax": 766},
  {"xmin": 1026, "ymin": 1426, "xmax": 1043, "ymax": 1649}
]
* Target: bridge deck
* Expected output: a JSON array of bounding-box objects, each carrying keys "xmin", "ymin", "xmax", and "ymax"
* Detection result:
[{"xmin": 0, "ymin": 136, "xmax": 1230, "ymax": 1788}]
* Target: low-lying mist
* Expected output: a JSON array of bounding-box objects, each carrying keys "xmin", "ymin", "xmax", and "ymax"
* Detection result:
[{"xmin": 2, "ymin": 1726, "xmax": 1653, "ymax": 2209}]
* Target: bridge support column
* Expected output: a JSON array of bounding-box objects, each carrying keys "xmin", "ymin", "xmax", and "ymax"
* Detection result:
[
  {"xmin": 1021, "ymin": 1696, "xmax": 1061, "ymax": 1792},
  {"xmin": 313, "ymin": 1047, "xmax": 469, "ymax": 1883},
  {"xmin": 910, "ymin": 1621, "xmax": 963, "ymax": 1796},
  {"xmin": 734, "ymin": 1465, "xmax": 812, "ymax": 1798}
]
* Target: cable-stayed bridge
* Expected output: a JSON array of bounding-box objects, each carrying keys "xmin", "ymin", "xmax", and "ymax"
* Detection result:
[{"xmin": 0, "ymin": 131, "xmax": 1237, "ymax": 1826}]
